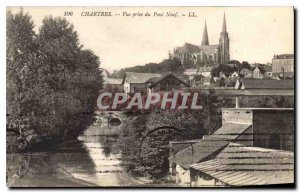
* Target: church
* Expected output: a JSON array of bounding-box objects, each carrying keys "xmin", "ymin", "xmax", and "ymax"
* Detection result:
[{"xmin": 171, "ymin": 13, "xmax": 230, "ymax": 69}]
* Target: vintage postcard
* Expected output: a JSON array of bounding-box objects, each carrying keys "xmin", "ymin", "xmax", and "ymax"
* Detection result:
[{"xmin": 6, "ymin": 6, "xmax": 294, "ymax": 187}]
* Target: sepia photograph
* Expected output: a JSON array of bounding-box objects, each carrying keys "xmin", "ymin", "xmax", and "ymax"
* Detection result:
[{"xmin": 5, "ymin": 6, "xmax": 295, "ymax": 188}]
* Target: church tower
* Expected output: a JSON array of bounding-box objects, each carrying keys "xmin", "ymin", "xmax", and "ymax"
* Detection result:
[
  {"xmin": 219, "ymin": 13, "xmax": 230, "ymax": 65},
  {"xmin": 201, "ymin": 20, "xmax": 209, "ymax": 45}
]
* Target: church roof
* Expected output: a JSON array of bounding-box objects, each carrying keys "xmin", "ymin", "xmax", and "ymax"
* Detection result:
[
  {"xmin": 201, "ymin": 20, "xmax": 209, "ymax": 46},
  {"xmin": 222, "ymin": 12, "xmax": 227, "ymax": 32},
  {"xmin": 199, "ymin": 45, "xmax": 219, "ymax": 54},
  {"xmin": 176, "ymin": 43, "xmax": 201, "ymax": 53}
]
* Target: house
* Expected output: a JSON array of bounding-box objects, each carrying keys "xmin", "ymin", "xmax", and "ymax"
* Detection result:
[
  {"xmin": 183, "ymin": 68, "xmax": 198, "ymax": 82},
  {"xmin": 103, "ymin": 78, "xmax": 123, "ymax": 92},
  {"xmin": 272, "ymin": 54, "xmax": 294, "ymax": 79},
  {"xmin": 147, "ymin": 72, "xmax": 190, "ymax": 93},
  {"xmin": 252, "ymin": 67, "xmax": 264, "ymax": 79},
  {"xmin": 218, "ymin": 108, "xmax": 294, "ymax": 151},
  {"xmin": 198, "ymin": 66, "xmax": 213, "ymax": 77},
  {"xmin": 169, "ymin": 107, "xmax": 294, "ymax": 186},
  {"xmin": 183, "ymin": 67, "xmax": 213, "ymax": 86},
  {"xmin": 235, "ymin": 79, "xmax": 294, "ymax": 90},
  {"xmin": 212, "ymin": 74, "xmax": 237, "ymax": 88},
  {"xmin": 122, "ymin": 72, "xmax": 161, "ymax": 95},
  {"xmin": 169, "ymin": 136, "xmax": 230, "ymax": 186},
  {"xmin": 230, "ymin": 71, "xmax": 239, "ymax": 78},
  {"xmin": 262, "ymin": 65, "xmax": 273, "ymax": 79},
  {"xmin": 100, "ymin": 68, "xmax": 110, "ymax": 80},
  {"xmin": 239, "ymin": 68, "xmax": 253, "ymax": 78},
  {"xmin": 190, "ymin": 143, "xmax": 294, "ymax": 186}
]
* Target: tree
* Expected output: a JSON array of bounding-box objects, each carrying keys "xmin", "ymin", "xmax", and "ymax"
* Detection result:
[
  {"xmin": 112, "ymin": 58, "xmax": 184, "ymax": 78},
  {"xmin": 241, "ymin": 61, "xmax": 251, "ymax": 69},
  {"xmin": 7, "ymin": 11, "xmax": 103, "ymax": 151},
  {"xmin": 6, "ymin": 9, "xmax": 38, "ymax": 146}
]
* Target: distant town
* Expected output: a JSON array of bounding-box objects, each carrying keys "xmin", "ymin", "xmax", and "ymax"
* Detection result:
[
  {"xmin": 99, "ymin": 13, "xmax": 294, "ymax": 187},
  {"xmin": 7, "ymin": 8, "xmax": 294, "ymax": 188}
]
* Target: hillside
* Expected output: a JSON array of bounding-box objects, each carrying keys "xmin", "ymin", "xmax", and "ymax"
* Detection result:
[{"xmin": 111, "ymin": 58, "xmax": 184, "ymax": 78}]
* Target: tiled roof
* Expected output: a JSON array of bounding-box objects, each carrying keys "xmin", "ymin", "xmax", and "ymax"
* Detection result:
[
  {"xmin": 273, "ymin": 54, "xmax": 294, "ymax": 60},
  {"xmin": 149, "ymin": 73, "xmax": 190, "ymax": 88},
  {"xmin": 241, "ymin": 79, "xmax": 294, "ymax": 89},
  {"xmin": 177, "ymin": 43, "xmax": 201, "ymax": 53},
  {"xmin": 199, "ymin": 45, "xmax": 219, "ymax": 54},
  {"xmin": 210, "ymin": 123, "xmax": 252, "ymax": 140},
  {"xmin": 190, "ymin": 143, "xmax": 294, "ymax": 186},
  {"xmin": 176, "ymin": 43, "xmax": 219, "ymax": 54},
  {"xmin": 262, "ymin": 65, "xmax": 272, "ymax": 72},
  {"xmin": 145, "ymin": 77, "xmax": 161, "ymax": 83},
  {"xmin": 123, "ymin": 72, "xmax": 161, "ymax": 84},
  {"xmin": 170, "ymin": 136, "xmax": 230, "ymax": 169},
  {"xmin": 104, "ymin": 78, "xmax": 123, "ymax": 85}
]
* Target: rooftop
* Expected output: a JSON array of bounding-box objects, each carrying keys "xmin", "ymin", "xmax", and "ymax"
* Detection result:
[
  {"xmin": 149, "ymin": 73, "xmax": 190, "ymax": 88},
  {"xmin": 123, "ymin": 72, "xmax": 161, "ymax": 84},
  {"xmin": 273, "ymin": 54, "xmax": 294, "ymax": 60},
  {"xmin": 241, "ymin": 79, "xmax": 294, "ymax": 90},
  {"xmin": 210, "ymin": 123, "xmax": 252, "ymax": 140},
  {"xmin": 170, "ymin": 135, "xmax": 230, "ymax": 169},
  {"xmin": 190, "ymin": 143, "xmax": 294, "ymax": 186},
  {"xmin": 104, "ymin": 78, "xmax": 122, "ymax": 85},
  {"xmin": 222, "ymin": 108, "xmax": 294, "ymax": 111}
]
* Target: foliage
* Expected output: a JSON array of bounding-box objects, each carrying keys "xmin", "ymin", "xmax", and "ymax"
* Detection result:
[
  {"xmin": 7, "ymin": 10, "xmax": 103, "ymax": 150},
  {"xmin": 116, "ymin": 89, "xmax": 229, "ymax": 179},
  {"xmin": 211, "ymin": 60, "xmax": 251, "ymax": 77},
  {"xmin": 241, "ymin": 96, "xmax": 294, "ymax": 108},
  {"xmin": 111, "ymin": 58, "xmax": 184, "ymax": 78}
]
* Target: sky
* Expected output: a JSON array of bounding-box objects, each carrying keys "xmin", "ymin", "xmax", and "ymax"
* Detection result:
[{"xmin": 9, "ymin": 7, "xmax": 294, "ymax": 72}]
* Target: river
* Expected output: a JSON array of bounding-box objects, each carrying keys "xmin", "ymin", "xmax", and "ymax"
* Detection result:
[{"xmin": 6, "ymin": 122, "xmax": 142, "ymax": 187}]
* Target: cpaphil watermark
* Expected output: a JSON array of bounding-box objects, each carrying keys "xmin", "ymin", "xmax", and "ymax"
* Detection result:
[{"xmin": 97, "ymin": 92, "xmax": 203, "ymax": 110}]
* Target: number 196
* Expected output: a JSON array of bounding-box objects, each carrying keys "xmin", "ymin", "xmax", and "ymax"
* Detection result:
[{"xmin": 64, "ymin": 11, "xmax": 73, "ymax": 16}]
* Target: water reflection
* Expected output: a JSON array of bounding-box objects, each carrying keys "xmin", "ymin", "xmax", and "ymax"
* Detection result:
[{"xmin": 7, "ymin": 122, "xmax": 137, "ymax": 187}]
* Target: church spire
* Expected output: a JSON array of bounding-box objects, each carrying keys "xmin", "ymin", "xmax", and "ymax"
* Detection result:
[
  {"xmin": 222, "ymin": 12, "xmax": 227, "ymax": 32},
  {"xmin": 201, "ymin": 19, "xmax": 209, "ymax": 45}
]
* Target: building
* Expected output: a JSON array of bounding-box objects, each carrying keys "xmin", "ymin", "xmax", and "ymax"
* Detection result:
[
  {"xmin": 239, "ymin": 66, "xmax": 272, "ymax": 79},
  {"xmin": 219, "ymin": 108, "xmax": 294, "ymax": 151},
  {"xmin": 252, "ymin": 67, "xmax": 264, "ymax": 79},
  {"xmin": 169, "ymin": 107, "xmax": 294, "ymax": 186},
  {"xmin": 169, "ymin": 136, "xmax": 230, "ymax": 186},
  {"xmin": 122, "ymin": 72, "xmax": 161, "ymax": 94},
  {"xmin": 183, "ymin": 67, "xmax": 213, "ymax": 85},
  {"xmin": 103, "ymin": 78, "xmax": 123, "ymax": 92},
  {"xmin": 272, "ymin": 54, "xmax": 294, "ymax": 79},
  {"xmin": 212, "ymin": 75, "xmax": 237, "ymax": 88},
  {"xmin": 101, "ymin": 68, "xmax": 110, "ymax": 80},
  {"xmin": 172, "ymin": 13, "xmax": 230, "ymax": 68},
  {"xmin": 147, "ymin": 72, "xmax": 190, "ymax": 93},
  {"xmin": 240, "ymin": 68, "xmax": 253, "ymax": 78},
  {"xmin": 230, "ymin": 71, "xmax": 239, "ymax": 78},
  {"xmin": 190, "ymin": 143, "xmax": 294, "ymax": 187},
  {"xmin": 262, "ymin": 65, "xmax": 273, "ymax": 79},
  {"xmin": 234, "ymin": 79, "xmax": 294, "ymax": 95}
]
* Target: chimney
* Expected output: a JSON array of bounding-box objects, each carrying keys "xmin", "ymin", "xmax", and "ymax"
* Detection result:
[{"xmin": 281, "ymin": 67, "xmax": 285, "ymax": 80}]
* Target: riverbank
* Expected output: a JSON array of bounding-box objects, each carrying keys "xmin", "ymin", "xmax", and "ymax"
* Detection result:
[{"xmin": 7, "ymin": 164, "xmax": 96, "ymax": 187}]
